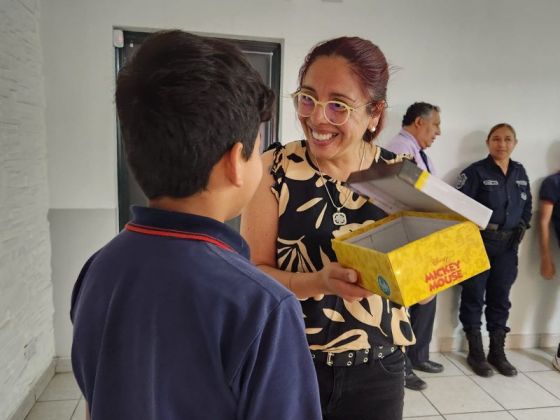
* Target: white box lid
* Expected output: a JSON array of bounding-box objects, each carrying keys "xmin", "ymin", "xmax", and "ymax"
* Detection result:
[{"xmin": 346, "ymin": 159, "xmax": 492, "ymax": 229}]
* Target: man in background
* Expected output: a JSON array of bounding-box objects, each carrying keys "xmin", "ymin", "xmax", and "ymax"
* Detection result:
[{"xmin": 385, "ymin": 102, "xmax": 443, "ymax": 390}]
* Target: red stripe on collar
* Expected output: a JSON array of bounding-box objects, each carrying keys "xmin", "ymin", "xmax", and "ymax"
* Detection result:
[{"xmin": 125, "ymin": 223, "xmax": 235, "ymax": 253}]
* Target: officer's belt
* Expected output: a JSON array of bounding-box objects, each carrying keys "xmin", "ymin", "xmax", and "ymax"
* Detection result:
[{"xmin": 481, "ymin": 224, "xmax": 513, "ymax": 241}]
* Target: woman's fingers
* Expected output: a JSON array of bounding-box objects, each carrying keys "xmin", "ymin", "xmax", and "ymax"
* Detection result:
[
  {"xmin": 329, "ymin": 264, "xmax": 358, "ymax": 284},
  {"xmin": 321, "ymin": 262, "xmax": 372, "ymax": 300},
  {"xmin": 331, "ymin": 277, "xmax": 373, "ymax": 301}
]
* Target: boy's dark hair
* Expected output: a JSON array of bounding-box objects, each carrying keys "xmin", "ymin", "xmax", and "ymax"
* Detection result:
[
  {"xmin": 402, "ymin": 102, "xmax": 440, "ymax": 127},
  {"xmin": 116, "ymin": 30, "xmax": 275, "ymax": 199}
]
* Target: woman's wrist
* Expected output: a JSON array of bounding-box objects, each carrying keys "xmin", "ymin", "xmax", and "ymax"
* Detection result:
[
  {"xmin": 314, "ymin": 269, "xmax": 329, "ymax": 295},
  {"xmin": 286, "ymin": 271, "xmax": 326, "ymax": 299},
  {"xmin": 287, "ymin": 272, "xmax": 294, "ymax": 291}
]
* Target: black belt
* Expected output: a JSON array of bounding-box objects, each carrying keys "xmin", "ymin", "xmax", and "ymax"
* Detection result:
[
  {"xmin": 481, "ymin": 229, "xmax": 513, "ymax": 241},
  {"xmin": 311, "ymin": 345, "xmax": 398, "ymax": 367}
]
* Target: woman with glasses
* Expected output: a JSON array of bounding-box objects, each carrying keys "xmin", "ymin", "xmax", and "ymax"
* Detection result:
[{"xmin": 241, "ymin": 37, "xmax": 414, "ymax": 420}]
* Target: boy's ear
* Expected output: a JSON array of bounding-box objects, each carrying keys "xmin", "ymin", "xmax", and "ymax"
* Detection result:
[{"xmin": 225, "ymin": 142, "xmax": 245, "ymax": 188}]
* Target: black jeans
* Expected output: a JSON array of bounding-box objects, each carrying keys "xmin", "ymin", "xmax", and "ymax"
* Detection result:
[
  {"xmin": 315, "ymin": 350, "xmax": 405, "ymax": 420},
  {"xmin": 460, "ymin": 238, "xmax": 518, "ymax": 333}
]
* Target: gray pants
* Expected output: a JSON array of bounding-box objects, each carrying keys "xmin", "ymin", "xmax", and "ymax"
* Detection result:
[{"xmin": 406, "ymin": 296, "xmax": 437, "ymax": 368}]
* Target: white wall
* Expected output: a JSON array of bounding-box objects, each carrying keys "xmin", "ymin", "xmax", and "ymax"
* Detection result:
[
  {"xmin": 40, "ymin": 0, "xmax": 560, "ymax": 358},
  {"xmin": 0, "ymin": 0, "xmax": 55, "ymax": 418}
]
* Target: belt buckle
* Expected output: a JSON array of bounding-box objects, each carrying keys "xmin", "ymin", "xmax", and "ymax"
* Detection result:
[
  {"xmin": 486, "ymin": 223, "xmax": 499, "ymax": 231},
  {"xmin": 327, "ymin": 352, "xmax": 334, "ymax": 366}
]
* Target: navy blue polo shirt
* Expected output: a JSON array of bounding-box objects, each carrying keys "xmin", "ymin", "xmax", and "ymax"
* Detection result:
[
  {"xmin": 456, "ymin": 155, "xmax": 532, "ymax": 229},
  {"xmin": 71, "ymin": 206, "xmax": 321, "ymax": 420},
  {"xmin": 539, "ymin": 172, "xmax": 560, "ymax": 245}
]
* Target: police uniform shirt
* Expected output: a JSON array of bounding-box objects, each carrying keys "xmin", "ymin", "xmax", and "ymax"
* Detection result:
[
  {"xmin": 539, "ymin": 172, "xmax": 560, "ymax": 245},
  {"xmin": 456, "ymin": 155, "xmax": 532, "ymax": 230}
]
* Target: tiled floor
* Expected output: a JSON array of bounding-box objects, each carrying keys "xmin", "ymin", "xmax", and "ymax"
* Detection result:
[
  {"xmin": 404, "ymin": 348, "xmax": 560, "ymax": 419},
  {"xmin": 25, "ymin": 349, "xmax": 560, "ymax": 420},
  {"xmin": 25, "ymin": 373, "xmax": 85, "ymax": 420}
]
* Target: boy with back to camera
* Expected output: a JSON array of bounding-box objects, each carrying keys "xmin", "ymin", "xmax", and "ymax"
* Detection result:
[{"xmin": 70, "ymin": 30, "xmax": 322, "ymax": 420}]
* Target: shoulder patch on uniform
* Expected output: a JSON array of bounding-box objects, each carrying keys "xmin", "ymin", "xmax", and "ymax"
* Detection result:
[
  {"xmin": 483, "ymin": 179, "xmax": 499, "ymax": 186},
  {"xmin": 456, "ymin": 173, "xmax": 467, "ymax": 189},
  {"xmin": 516, "ymin": 180, "xmax": 528, "ymax": 186}
]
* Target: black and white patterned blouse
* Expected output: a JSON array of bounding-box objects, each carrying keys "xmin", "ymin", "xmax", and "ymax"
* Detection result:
[{"xmin": 269, "ymin": 140, "xmax": 415, "ymax": 352}]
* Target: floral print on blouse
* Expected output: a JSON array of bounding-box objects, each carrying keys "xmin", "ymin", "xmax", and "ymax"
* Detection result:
[{"xmin": 270, "ymin": 140, "xmax": 415, "ymax": 352}]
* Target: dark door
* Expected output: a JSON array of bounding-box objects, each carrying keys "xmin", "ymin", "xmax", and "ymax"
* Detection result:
[{"xmin": 115, "ymin": 31, "xmax": 281, "ymax": 230}]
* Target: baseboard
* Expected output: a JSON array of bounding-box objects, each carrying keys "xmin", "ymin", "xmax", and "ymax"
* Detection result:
[
  {"xmin": 432, "ymin": 333, "xmax": 560, "ymax": 353},
  {"xmin": 8, "ymin": 358, "xmax": 55, "ymax": 420},
  {"xmin": 55, "ymin": 356, "xmax": 73, "ymax": 373},
  {"xmin": 539, "ymin": 334, "xmax": 560, "ymax": 348}
]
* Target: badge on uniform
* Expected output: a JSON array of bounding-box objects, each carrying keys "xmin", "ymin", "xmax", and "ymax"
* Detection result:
[
  {"xmin": 521, "ymin": 192, "xmax": 527, "ymax": 200},
  {"xmin": 483, "ymin": 180, "xmax": 499, "ymax": 186},
  {"xmin": 456, "ymin": 173, "xmax": 467, "ymax": 189}
]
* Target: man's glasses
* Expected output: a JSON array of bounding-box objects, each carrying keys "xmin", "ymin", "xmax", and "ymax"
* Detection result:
[{"xmin": 291, "ymin": 91, "xmax": 373, "ymax": 126}]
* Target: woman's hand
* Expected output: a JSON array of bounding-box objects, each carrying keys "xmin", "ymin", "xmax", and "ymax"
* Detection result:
[{"xmin": 318, "ymin": 262, "xmax": 373, "ymax": 301}]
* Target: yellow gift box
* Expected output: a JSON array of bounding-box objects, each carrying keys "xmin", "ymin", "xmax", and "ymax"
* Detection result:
[{"xmin": 332, "ymin": 160, "xmax": 492, "ymax": 306}]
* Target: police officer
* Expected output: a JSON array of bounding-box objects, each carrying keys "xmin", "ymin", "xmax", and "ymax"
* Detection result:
[{"xmin": 456, "ymin": 123, "xmax": 532, "ymax": 377}]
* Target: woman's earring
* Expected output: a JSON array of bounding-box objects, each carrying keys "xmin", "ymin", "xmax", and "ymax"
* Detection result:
[{"xmin": 370, "ymin": 126, "xmax": 376, "ymax": 133}]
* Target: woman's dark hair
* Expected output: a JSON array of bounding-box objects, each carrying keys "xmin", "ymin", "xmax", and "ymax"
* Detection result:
[
  {"xmin": 297, "ymin": 36, "xmax": 389, "ymax": 142},
  {"xmin": 486, "ymin": 123, "xmax": 517, "ymax": 142},
  {"xmin": 116, "ymin": 30, "xmax": 275, "ymax": 199}
]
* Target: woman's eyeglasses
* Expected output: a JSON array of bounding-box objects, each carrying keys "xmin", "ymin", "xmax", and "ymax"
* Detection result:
[{"xmin": 291, "ymin": 91, "xmax": 373, "ymax": 126}]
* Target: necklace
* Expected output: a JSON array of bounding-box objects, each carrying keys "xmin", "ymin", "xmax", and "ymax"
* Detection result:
[{"xmin": 312, "ymin": 142, "xmax": 367, "ymax": 226}]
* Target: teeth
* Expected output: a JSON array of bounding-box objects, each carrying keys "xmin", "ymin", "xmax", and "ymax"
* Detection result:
[{"xmin": 312, "ymin": 131, "xmax": 335, "ymax": 141}]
